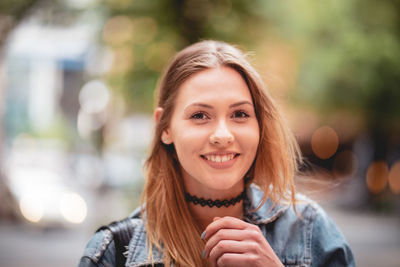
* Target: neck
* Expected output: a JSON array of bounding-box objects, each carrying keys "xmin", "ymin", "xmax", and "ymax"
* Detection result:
[{"xmin": 187, "ymin": 194, "xmax": 244, "ymax": 230}]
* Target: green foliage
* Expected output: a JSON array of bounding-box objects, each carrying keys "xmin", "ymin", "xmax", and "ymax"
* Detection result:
[
  {"xmin": 0, "ymin": 0, "xmax": 40, "ymax": 49},
  {"xmin": 266, "ymin": 0, "xmax": 400, "ymax": 127},
  {"xmin": 100, "ymin": 0, "xmax": 267, "ymax": 113},
  {"xmin": 0, "ymin": 0, "xmax": 38, "ymax": 17},
  {"xmin": 101, "ymin": 0, "xmax": 400, "ymax": 132}
]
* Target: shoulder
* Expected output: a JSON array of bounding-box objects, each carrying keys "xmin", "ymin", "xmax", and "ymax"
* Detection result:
[
  {"xmin": 78, "ymin": 208, "xmax": 145, "ymax": 267},
  {"xmin": 246, "ymin": 186, "xmax": 354, "ymax": 266},
  {"xmin": 79, "ymin": 229, "xmax": 116, "ymax": 267},
  {"xmin": 295, "ymin": 199, "xmax": 355, "ymax": 266},
  {"xmin": 276, "ymin": 195, "xmax": 355, "ymax": 266}
]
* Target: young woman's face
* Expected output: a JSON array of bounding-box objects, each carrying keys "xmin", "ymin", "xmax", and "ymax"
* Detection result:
[{"xmin": 163, "ymin": 66, "xmax": 260, "ymax": 197}]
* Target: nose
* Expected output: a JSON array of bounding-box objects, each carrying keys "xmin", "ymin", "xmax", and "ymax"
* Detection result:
[{"xmin": 209, "ymin": 120, "xmax": 234, "ymax": 146}]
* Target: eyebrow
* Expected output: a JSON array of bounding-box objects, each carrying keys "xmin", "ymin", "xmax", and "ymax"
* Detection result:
[
  {"xmin": 229, "ymin": 101, "xmax": 253, "ymax": 108},
  {"xmin": 184, "ymin": 101, "xmax": 253, "ymax": 111}
]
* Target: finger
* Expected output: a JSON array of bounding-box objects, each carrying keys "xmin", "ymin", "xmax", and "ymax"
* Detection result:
[
  {"xmin": 216, "ymin": 253, "xmax": 251, "ymax": 267},
  {"xmin": 208, "ymin": 240, "xmax": 253, "ymax": 266},
  {"xmin": 204, "ymin": 228, "xmax": 246, "ymax": 258},
  {"xmin": 213, "ymin": 216, "xmax": 221, "ymax": 222},
  {"xmin": 203, "ymin": 216, "xmax": 248, "ymax": 240},
  {"xmin": 204, "ymin": 228, "xmax": 248, "ymax": 258}
]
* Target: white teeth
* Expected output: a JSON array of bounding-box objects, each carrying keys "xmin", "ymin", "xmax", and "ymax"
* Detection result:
[{"xmin": 204, "ymin": 154, "xmax": 235, "ymax": 163}]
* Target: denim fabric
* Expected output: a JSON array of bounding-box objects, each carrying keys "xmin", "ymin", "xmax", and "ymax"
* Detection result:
[{"xmin": 78, "ymin": 184, "xmax": 355, "ymax": 267}]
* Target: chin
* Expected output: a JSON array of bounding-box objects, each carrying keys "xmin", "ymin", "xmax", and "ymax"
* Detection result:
[{"xmin": 205, "ymin": 178, "xmax": 244, "ymax": 192}]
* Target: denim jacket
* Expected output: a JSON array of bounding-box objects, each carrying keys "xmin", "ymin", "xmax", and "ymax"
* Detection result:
[{"xmin": 79, "ymin": 185, "xmax": 355, "ymax": 267}]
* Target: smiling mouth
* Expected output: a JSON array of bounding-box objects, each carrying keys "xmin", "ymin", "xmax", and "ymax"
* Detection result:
[{"xmin": 201, "ymin": 153, "xmax": 239, "ymax": 163}]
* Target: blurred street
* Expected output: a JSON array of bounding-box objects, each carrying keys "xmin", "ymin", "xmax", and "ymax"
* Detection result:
[
  {"xmin": 0, "ymin": 222, "xmax": 87, "ymax": 267},
  {"xmin": 323, "ymin": 205, "xmax": 400, "ymax": 267},
  {"xmin": 0, "ymin": 188, "xmax": 133, "ymax": 267}
]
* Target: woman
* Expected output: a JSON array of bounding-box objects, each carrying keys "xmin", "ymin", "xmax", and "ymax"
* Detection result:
[{"xmin": 79, "ymin": 40, "xmax": 355, "ymax": 267}]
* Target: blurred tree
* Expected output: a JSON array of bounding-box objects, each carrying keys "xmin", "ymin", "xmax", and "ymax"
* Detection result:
[
  {"xmin": 0, "ymin": 0, "xmax": 39, "ymax": 48},
  {"xmin": 276, "ymin": 0, "xmax": 400, "ymax": 127},
  {"xmin": 100, "ymin": 0, "xmax": 268, "ymax": 112},
  {"xmin": 263, "ymin": 0, "xmax": 400, "ymax": 206}
]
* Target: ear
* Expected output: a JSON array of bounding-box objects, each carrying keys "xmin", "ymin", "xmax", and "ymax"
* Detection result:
[
  {"xmin": 154, "ymin": 107, "xmax": 164, "ymax": 124},
  {"xmin": 154, "ymin": 107, "xmax": 172, "ymax": 145}
]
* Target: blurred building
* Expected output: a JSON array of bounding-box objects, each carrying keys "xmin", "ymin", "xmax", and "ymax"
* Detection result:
[{"xmin": 4, "ymin": 19, "xmax": 96, "ymax": 139}]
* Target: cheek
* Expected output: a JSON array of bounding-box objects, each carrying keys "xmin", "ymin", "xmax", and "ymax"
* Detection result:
[
  {"xmin": 237, "ymin": 124, "xmax": 260, "ymax": 148},
  {"xmin": 172, "ymin": 127, "xmax": 209, "ymax": 154}
]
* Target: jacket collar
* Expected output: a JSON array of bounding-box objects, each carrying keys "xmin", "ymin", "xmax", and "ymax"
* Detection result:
[{"xmin": 243, "ymin": 184, "xmax": 290, "ymax": 225}]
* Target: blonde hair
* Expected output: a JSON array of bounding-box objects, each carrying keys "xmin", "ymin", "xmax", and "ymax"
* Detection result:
[{"xmin": 142, "ymin": 40, "xmax": 301, "ymax": 266}]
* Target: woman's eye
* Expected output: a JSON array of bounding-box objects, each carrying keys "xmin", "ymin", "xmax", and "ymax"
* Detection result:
[
  {"xmin": 233, "ymin": 110, "xmax": 249, "ymax": 119},
  {"xmin": 190, "ymin": 112, "xmax": 208, "ymax": 120}
]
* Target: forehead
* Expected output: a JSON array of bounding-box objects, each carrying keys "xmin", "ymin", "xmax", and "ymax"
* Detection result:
[{"xmin": 175, "ymin": 66, "xmax": 253, "ymax": 106}]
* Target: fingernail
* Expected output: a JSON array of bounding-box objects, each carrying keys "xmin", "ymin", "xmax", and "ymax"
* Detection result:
[
  {"xmin": 202, "ymin": 249, "xmax": 206, "ymax": 259},
  {"xmin": 200, "ymin": 231, "xmax": 206, "ymax": 239}
]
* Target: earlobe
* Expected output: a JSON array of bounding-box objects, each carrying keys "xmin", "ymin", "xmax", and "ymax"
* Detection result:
[{"xmin": 161, "ymin": 131, "xmax": 172, "ymax": 144}]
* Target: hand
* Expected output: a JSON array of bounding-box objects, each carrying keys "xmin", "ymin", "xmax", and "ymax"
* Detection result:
[{"xmin": 202, "ymin": 216, "xmax": 283, "ymax": 267}]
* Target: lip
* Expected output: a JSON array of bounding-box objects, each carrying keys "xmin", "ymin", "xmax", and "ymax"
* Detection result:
[{"xmin": 200, "ymin": 152, "xmax": 240, "ymax": 169}]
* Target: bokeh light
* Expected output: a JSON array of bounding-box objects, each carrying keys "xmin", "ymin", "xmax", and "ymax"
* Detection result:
[
  {"xmin": 110, "ymin": 47, "xmax": 134, "ymax": 74},
  {"xmin": 19, "ymin": 195, "xmax": 44, "ymax": 223},
  {"xmin": 388, "ymin": 161, "xmax": 400, "ymax": 194},
  {"xmin": 77, "ymin": 110, "xmax": 107, "ymax": 139},
  {"xmin": 79, "ymin": 79, "xmax": 110, "ymax": 114},
  {"xmin": 333, "ymin": 150, "xmax": 359, "ymax": 178},
  {"xmin": 59, "ymin": 192, "xmax": 87, "ymax": 224},
  {"xmin": 311, "ymin": 126, "xmax": 339, "ymax": 159},
  {"xmin": 132, "ymin": 17, "xmax": 158, "ymax": 45},
  {"xmin": 77, "ymin": 80, "xmax": 110, "ymax": 139},
  {"xmin": 102, "ymin": 15, "xmax": 134, "ymax": 47},
  {"xmin": 366, "ymin": 161, "xmax": 389, "ymax": 194}
]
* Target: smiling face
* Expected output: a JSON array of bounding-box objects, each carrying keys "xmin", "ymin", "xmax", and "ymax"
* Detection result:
[{"xmin": 162, "ymin": 66, "xmax": 260, "ymax": 198}]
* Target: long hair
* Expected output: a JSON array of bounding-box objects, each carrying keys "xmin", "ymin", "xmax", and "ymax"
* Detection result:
[{"xmin": 142, "ymin": 40, "xmax": 301, "ymax": 266}]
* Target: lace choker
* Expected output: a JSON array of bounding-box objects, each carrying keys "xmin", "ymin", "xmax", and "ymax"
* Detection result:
[{"xmin": 184, "ymin": 190, "xmax": 246, "ymax": 208}]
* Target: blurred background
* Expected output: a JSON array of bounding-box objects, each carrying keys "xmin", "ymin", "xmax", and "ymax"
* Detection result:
[{"xmin": 0, "ymin": 0, "xmax": 399, "ymax": 266}]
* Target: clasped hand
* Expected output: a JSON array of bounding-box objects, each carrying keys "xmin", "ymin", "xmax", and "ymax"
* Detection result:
[{"xmin": 202, "ymin": 216, "xmax": 283, "ymax": 267}]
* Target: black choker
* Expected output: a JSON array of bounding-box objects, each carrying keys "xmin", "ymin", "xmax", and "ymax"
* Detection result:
[{"xmin": 184, "ymin": 190, "xmax": 246, "ymax": 208}]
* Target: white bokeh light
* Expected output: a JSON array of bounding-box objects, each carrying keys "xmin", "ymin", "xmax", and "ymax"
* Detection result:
[
  {"xmin": 19, "ymin": 195, "xmax": 44, "ymax": 223},
  {"xmin": 60, "ymin": 192, "xmax": 87, "ymax": 224},
  {"xmin": 79, "ymin": 79, "xmax": 110, "ymax": 114}
]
